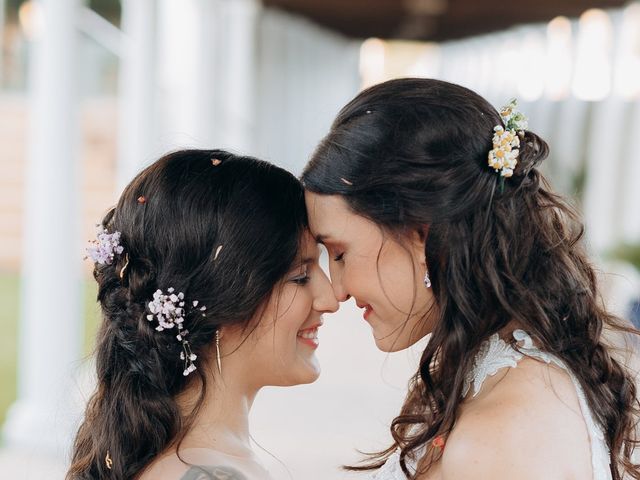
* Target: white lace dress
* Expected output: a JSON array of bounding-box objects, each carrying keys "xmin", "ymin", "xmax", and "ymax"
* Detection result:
[{"xmin": 369, "ymin": 330, "xmax": 611, "ymax": 480}]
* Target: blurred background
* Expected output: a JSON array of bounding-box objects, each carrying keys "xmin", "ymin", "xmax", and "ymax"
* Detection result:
[{"xmin": 1, "ymin": 0, "xmax": 639, "ymax": 478}]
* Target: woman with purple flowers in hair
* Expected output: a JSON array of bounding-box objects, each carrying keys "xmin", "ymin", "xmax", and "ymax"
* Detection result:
[{"xmin": 68, "ymin": 149, "xmax": 338, "ymax": 480}]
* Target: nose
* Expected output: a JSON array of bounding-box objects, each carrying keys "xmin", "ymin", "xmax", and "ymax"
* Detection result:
[
  {"xmin": 312, "ymin": 268, "xmax": 339, "ymax": 313},
  {"xmin": 332, "ymin": 283, "xmax": 351, "ymax": 303},
  {"xmin": 328, "ymin": 268, "xmax": 350, "ymax": 303}
]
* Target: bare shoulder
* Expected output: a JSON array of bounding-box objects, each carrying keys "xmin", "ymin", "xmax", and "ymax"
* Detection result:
[
  {"xmin": 440, "ymin": 357, "xmax": 592, "ymax": 480},
  {"xmin": 138, "ymin": 449, "xmax": 270, "ymax": 480},
  {"xmin": 178, "ymin": 465, "xmax": 249, "ymax": 480},
  {"xmin": 140, "ymin": 462, "xmax": 249, "ymax": 480}
]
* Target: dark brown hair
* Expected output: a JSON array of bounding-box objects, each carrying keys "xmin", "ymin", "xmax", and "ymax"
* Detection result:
[
  {"xmin": 302, "ymin": 78, "xmax": 639, "ymax": 479},
  {"xmin": 67, "ymin": 149, "xmax": 307, "ymax": 479}
]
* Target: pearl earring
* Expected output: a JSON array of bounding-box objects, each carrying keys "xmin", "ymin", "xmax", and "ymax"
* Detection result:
[{"xmin": 424, "ymin": 268, "xmax": 431, "ymax": 289}]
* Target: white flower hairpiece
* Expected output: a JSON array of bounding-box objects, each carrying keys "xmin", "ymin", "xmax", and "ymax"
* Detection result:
[
  {"xmin": 487, "ymin": 99, "xmax": 528, "ymax": 178},
  {"xmin": 85, "ymin": 225, "xmax": 124, "ymax": 265},
  {"xmin": 147, "ymin": 287, "xmax": 207, "ymax": 376}
]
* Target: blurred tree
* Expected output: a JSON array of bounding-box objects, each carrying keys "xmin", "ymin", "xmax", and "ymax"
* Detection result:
[{"xmin": 612, "ymin": 243, "xmax": 640, "ymax": 272}]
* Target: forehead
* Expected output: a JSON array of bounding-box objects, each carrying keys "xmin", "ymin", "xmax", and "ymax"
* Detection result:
[
  {"xmin": 304, "ymin": 191, "xmax": 348, "ymax": 213},
  {"xmin": 287, "ymin": 230, "xmax": 320, "ymax": 271},
  {"xmin": 298, "ymin": 229, "xmax": 318, "ymax": 253},
  {"xmin": 304, "ymin": 191, "xmax": 376, "ymax": 243},
  {"xmin": 304, "ymin": 192, "xmax": 350, "ymax": 231}
]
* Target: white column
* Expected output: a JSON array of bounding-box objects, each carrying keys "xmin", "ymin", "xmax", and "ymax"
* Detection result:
[
  {"xmin": 2, "ymin": 0, "xmax": 83, "ymax": 456},
  {"xmin": 582, "ymin": 10, "xmax": 632, "ymax": 254},
  {"xmin": 156, "ymin": 0, "xmax": 199, "ymax": 150},
  {"xmin": 254, "ymin": 10, "xmax": 287, "ymax": 162},
  {"xmin": 615, "ymin": 4, "xmax": 640, "ymax": 244},
  {"xmin": 192, "ymin": 0, "xmax": 219, "ymax": 147},
  {"xmin": 116, "ymin": 0, "xmax": 158, "ymax": 191},
  {"xmin": 619, "ymin": 99, "xmax": 640, "ymax": 243},
  {"xmin": 550, "ymin": 98, "xmax": 590, "ymax": 196},
  {"xmin": 0, "ymin": 0, "xmax": 5, "ymax": 83},
  {"xmin": 530, "ymin": 100, "xmax": 561, "ymax": 187},
  {"xmin": 582, "ymin": 97, "xmax": 628, "ymax": 254},
  {"xmin": 156, "ymin": 0, "xmax": 220, "ymax": 150},
  {"xmin": 215, "ymin": 0, "xmax": 259, "ymax": 153},
  {"xmin": 155, "ymin": 0, "xmax": 259, "ymax": 153},
  {"xmin": 254, "ymin": 8, "xmax": 359, "ymax": 173}
]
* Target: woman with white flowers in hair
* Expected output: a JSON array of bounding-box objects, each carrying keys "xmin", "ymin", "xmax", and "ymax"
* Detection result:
[
  {"xmin": 303, "ymin": 78, "xmax": 640, "ymax": 479},
  {"xmin": 68, "ymin": 149, "xmax": 338, "ymax": 480}
]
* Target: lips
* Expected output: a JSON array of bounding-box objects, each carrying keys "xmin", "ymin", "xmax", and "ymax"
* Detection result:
[
  {"xmin": 356, "ymin": 302, "xmax": 373, "ymax": 321},
  {"xmin": 297, "ymin": 324, "xmax": 320, "ymax": 349}
]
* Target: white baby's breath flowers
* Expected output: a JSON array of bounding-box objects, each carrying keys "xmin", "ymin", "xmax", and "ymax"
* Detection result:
[{"xmin": 146, "ymin": 287, "xmax": 207, "ymax": 376}]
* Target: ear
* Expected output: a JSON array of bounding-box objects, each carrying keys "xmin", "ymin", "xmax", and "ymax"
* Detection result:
[
  {"xmin": 408, "ymin": 225, "xmax": 429, "ymax": 264},
  {"xmin": 417, "ymin": 224, "xmax": 430, "ymax": 241}
]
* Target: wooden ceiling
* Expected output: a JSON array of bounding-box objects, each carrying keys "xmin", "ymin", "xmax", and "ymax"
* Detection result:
[{"xmin": 262, "ymin": 0, "xmax": 628, "ymax": 41}]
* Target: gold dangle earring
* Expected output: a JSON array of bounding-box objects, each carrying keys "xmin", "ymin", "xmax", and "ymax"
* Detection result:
[{"xmin": 215, "ymin": 329, "xmax": 222, "ymax": 375}]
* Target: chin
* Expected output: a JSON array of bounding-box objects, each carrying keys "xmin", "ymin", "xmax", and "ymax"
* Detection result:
[
  {"xmin": 375, "ymin": 339, "xmax": 401, "ymax": 353},
  {"xmin": 373, "ymin": 331, "xmax": 410, "ymax": 353},
  {"xmin": 296, "ymin": 372, "xmax": 320, "ymax": 385},
  {"xmin": 294, "ymin": 358, "xmax": 322, "ymax": 385},
  {"xmin": 373, "ymin": 325, "xmax": 430, "ymax": 352},
  {"xmin": 298, "ymin": 362, "xmax": 321, "ymax": 384},
  {"xmin": 274, "ymin": 363, "xmax": 321, "ymax": 386}
]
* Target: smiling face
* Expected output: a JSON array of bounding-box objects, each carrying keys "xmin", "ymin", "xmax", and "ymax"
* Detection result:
[
  {"xmin": 305, "ymin": 192, "xmax": 437, "ymax": 352},
  {"xmin": 223, "ymin": 230, "xmax": 338, "ymax": 387}
]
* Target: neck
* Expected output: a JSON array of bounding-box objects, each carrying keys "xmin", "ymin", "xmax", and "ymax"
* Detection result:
[
  {"xmin": 177, "ymin": 361, "xmax": 260, "ymax": 457},
  {"xmin": 497, "ymin": 320, "xmax": 524, "ymax": 338}
]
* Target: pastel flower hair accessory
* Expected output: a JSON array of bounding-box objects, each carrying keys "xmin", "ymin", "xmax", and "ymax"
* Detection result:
[
  {"xmin": 487, "ymin": 99, "xmax": 528, "ymax": 179},
  {"xmin": 85, "ymin": 225, "xmax": 124, "ymax": 265},
  {"xmin": 146, "ymin": 287, "xmax": 207, "ymax": 376}
]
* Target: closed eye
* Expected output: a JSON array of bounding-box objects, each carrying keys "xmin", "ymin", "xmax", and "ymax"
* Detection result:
[
  {"xmin": 333, "ymin": 253, "xmax": 344, "ymax": 262},
  {"xmin": 291, "ymin": 274, "xmax": 310, "ymax": 285}
]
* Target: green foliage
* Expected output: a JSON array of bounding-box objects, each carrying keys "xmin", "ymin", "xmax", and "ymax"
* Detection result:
[
  {"xmin": 0, "ymin": 273, "xmax": 19, "ymax": 427},
  {"xmin": 610, "ymin": 243, "xmax": 640, "ymax": 271},
  {"xmin": 0, "ymin": 272, "xmax": 100, "ymax": 426}
]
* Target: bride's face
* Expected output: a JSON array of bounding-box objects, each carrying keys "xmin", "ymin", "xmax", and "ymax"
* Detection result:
[
  {"xmin": 225, "ymin": 231, "xmax": 338, "ymax": 387},
  {"xmin": 305, "ymin": 192, "xmax": 437, "ymax": 352}
]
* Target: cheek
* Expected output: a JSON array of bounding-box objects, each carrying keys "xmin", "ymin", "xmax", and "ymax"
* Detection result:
[
  {"xmin": 340, "ymin": 254, "xmax": 375, "ymax": 295},
  {"xmin": 272, "ymin": 288, "xmax": 313, "ymax": 342},
  {"xmin": 377, "ymin": 247, "xmax": 420, "ymax": 311}
]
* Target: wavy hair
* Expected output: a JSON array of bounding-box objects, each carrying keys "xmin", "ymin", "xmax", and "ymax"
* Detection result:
[
  {"xmin": 301, "ymin": 78, "xmax": 640, "ymax": 479},
  {"xmin": 67, "ymin": 149, "xmax": 307, "ymax": 479}
]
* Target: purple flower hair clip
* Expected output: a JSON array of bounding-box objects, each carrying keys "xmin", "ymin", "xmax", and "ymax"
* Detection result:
[
  {"xmin": 147, "ymin": 287, "xmax": 207, "ymax": 376},
  {"xmin": 85, "ymin": 225, "xmax": 124, "ymax": 265}
]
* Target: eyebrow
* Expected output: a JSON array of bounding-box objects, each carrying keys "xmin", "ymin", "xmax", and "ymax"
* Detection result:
[
  {"xmin": 315, "ymin": 234, "xmax": 329, "ymax": 245},
  {"xmin": 316, "ymin": 234, "xmax": 344, "ymax": 247},
  {"xmin": 291, "ymin": 257, "xmax": 316, "ymax": 270}
]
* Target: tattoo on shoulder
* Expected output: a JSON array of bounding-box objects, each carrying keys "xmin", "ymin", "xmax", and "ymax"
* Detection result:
[{"xmin": 179, "ymin": 465, "xmax": 249, "ymax": 480}]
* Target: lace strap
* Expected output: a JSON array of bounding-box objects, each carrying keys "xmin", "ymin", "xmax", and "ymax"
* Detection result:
[{"xmin": 462, "ymin": 332, "xmax": 524, "ymax": 397}]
